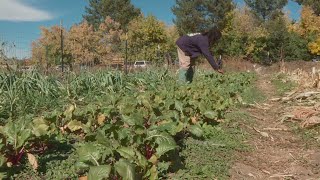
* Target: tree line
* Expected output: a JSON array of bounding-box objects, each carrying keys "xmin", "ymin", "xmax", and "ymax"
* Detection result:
[{"xmin": 31, "ymin": 0, "xmax": 320, "ymax": 69}]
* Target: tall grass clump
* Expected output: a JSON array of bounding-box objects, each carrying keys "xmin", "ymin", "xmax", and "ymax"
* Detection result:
[{"xmin": 0, "ymin": 70, "xmax": 125, "ymax": 121}]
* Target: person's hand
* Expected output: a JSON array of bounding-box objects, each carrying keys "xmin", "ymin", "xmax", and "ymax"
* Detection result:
[{"xmin": 216, "ymin": 69, "xmax": 224, "ymax": 74}]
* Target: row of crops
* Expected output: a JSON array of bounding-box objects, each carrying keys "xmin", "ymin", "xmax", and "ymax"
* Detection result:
[{"xmin": 0, "ymin": 69, "xmax": 255, "ymax": 179}]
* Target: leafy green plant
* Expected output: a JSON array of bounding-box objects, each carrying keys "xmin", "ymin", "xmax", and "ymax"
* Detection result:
[
  {"xmin": 0, "ymin": 68, "xmax": 255, "ymax": 179},
  {"xmin": 0, "ymin": 119, "xmax": 32, "ymax": 165}
]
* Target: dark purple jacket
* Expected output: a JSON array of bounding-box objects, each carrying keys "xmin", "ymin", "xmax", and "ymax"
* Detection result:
[{"xmin": 176, "ymin": 34, "xmax": 219, "ymax": 70}]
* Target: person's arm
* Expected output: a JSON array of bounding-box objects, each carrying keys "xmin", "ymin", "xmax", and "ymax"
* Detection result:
[{"xmin": 199, "ymin": 43, "xmax": 219, "ymax": 70}]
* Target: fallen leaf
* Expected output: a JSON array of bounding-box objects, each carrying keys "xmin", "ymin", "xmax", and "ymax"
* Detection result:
[
  {"xmin": 248, "ymin": 173, "xmax": 256, "ymax": 178},
  {"xmin": 295, "ymin": 92, "xmax": 320, "ymax": 99},
  {"xmin": 97, "ymin": 114, "xmax": 106, "ymax": 125},
  {"xmin": 270, "ymin": 98, "xmax": 281, "ymax": 102},
  {"xmin": 292, "ymin": 107, "xmax": 317, "ymax": 119},
  {"xmin": 67, "ymin": 120, "xmax": 83, "ymax": 132},
  {"xmin": 191, "ymin": 116, "xmax": 197, "ymax": 124},
  {"xmin": 79, "ymin": 176, "xmax": 88, "ymax": 180},
  {"xmin": 301, "ymin": 116, "xmax": 320, "ymax": 128},
  {"xmin": 253, "ymin": 127, "xmax": 269, "ymax": 138},
  {"xmin": 27, "ymin": 153, "xmax": 38, "ymax": 170},
  {"xmin": 123, "ymin": 123, "xmax": 129, "ymax": 128},
  {"xmin": 149, "ymin": 155, "xmax": 158, "ymax": 165}
]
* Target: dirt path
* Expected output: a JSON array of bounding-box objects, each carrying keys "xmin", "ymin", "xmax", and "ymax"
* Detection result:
[{"xmin": 230, "ymin": 73, "xmax": 320, "ymax": 180}]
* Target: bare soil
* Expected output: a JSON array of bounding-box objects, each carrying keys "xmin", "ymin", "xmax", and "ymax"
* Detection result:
[{"xmin": 229, "ymin": 71, "xmax": 320, "ymax": 179}]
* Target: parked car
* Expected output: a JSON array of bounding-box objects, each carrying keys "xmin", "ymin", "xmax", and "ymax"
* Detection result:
[
  {"xmin": 21, "ymin": 66, "xmax": 34, "ymax": 72},
  {"xmin": 134, "ymin": 61, "xmax": 148, "ymax": 68},
  {"xmin": 55, "ymin": 65, "xmax": 70, "ymax": 71},
  {"xmin": 312, "ymin": 56, "xmax": 320, "ymax": 62}
]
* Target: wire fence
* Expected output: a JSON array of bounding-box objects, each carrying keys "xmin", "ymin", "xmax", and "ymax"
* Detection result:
[
  {"xmin": 0, "ymin": 32, "xmax": 35, "ymax": 72},
  {"xmin": 0, "ymin": 26, "xmax": 178, "ymax": 74},
  {"xmin": 0, "ymin": 33, "xmax": 32, "ymax": 60}
]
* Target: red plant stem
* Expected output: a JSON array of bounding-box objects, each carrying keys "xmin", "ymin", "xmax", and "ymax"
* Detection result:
[
  {"xmin": 13, "ymin": 147, "xmax": 25, "ymax": 165},
  {"xmin": 15, "ymin": 147, "xmax": 24, "ymax": 164},
  {"xmin": 144, "ymin": 121, "xmax": 150, "ymax": 129},
  {"xmin": 145, "ymin": 144, "xmax": 153, "ymax": 159},
  {"xmin": 41, "ymin": 143, "xmax": 45, "ymax": 153}
]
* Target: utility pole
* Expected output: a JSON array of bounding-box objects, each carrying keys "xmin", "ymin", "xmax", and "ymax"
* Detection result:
[
  {"xmin": 45, "ymin": 45, "xmax": 48, "ymax": 74},
  {"xmin": 125, "ymin": 32, "xmax": 128, "ymax": 75},
  {"xmin": 60, "ymin": 20, "xmax": 64, "ymax": 73}
]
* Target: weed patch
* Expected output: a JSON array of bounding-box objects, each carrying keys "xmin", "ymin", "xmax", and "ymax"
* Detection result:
[
  {"xmin": 171, "ymin": 110, "xmax": 251, "ymax": 179},
  {"xmin": 271, "ymin": 73, "xmax": 296, "ymax": 96},
  {"xmin": 288, "ymin": 122, "xmax": 320, "ymax": 148}
]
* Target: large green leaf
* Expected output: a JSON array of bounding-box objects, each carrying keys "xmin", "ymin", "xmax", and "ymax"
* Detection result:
[
  {"xmin": 32, "ymin": 123, "xmax": 49, "ymax": 137},
  {"xmin": 155, "ymin": 121, "xmax": 185, "ymax": 136},
  {"xmin": 77, "ymin": 143, "xmax": 101, "ymax": 166},
  {"xmin": 156, "ymin": 122, "xmax": 176, "ymax": 132},
  {"xmin": 118, "ymin": 102, "xmax": 135, "ymax": 115},
  {"xmin": 67, "ymin": 120, "xmax": 83, "ymax": 132},
  {"xmin": 189, "ymin": 124, "xmax": 204, "ymax": 137},
  {"xmin": 158, "ymin": 162, "xmax": 171, "ymax": 172},
  {"xmin": 0, "ymin": 120, "xmax": 32, "ymax": 150},
  {"xmin": 154, "ymin": 95, "xmax": 163, "ymax": 105},
  {"xmin": 198, "ymin": 101, "xmax": 206, "ymax": 113},
  {"xmin": 0, "ymin": 172, "xmax": 6, "ymax": 179},
  {"xmin": 75, "ymin": 161, "xmax": 90, "ymax": 169},
  {"xmin": 121, "ymin": 114, "xmax": 144, "ymax": 126},
  {"xmin": 156, "ymin": 141, "xmax": 177, "ymax": 157},
  {"xmin": 147, "ymin": 131, "xmax": 176, "ymax": 145},
  {"xmin": 0, "ymin": 154, "xmax": 6, "ymax": 166},
  {"xmin": 43, "ymin": 109, "xmax": 60, "ymax": 123},
  {"xmin": 95, "ymin": 130, "xmax": 112, "ymax": 148},
  {"xmin": 17, "ymin": 129, "xmax": 32, "ymax": 149},
  {"xmin": 168, "ymin": 110, "xmax": 180, "ymax": 120},
  {"xmin": 137, "ymin": 95, "xmax": 152, "ymax": 109},
  {"xmin": 117, "ymin": 128, "xmax": 130, "ymax": 141},
  {"xmin": 0, "ymin": 139, "xmax": 3, "ymax": 150},
  {"xmin": 174, "ymin": 100, "xmax": 183, "ymax": 112},
  {"xmin": 135, "ymin": 150, "xmax": 148, "ymax": 169},
  {"xmin": 117, "ymin": 147, "xmax": 136, "ymax": 161},
  {"xmin": 203, "ymin": 110, "xmax": 218, "ymax": 119},
  {"xmin": 64, "ymin": 104, "xmax": 75, "ymax": 121},
  {"xmin": 88, "ymin": 165, "xmax": 111, "ymax": 180},
  {"xmin": 149, "ymin": 165, "xmax": 158, "ymax": 180},
  {"xmin": 115, "ymin": 159, "xmax": 136, "ymax": 180},
  {"xmin": 147, "ymin": 130, "xmax": 177, "ymax": 157},
  {"xmin": 32, "ymin": 117, "xmax": 49, "ymax": 137}
]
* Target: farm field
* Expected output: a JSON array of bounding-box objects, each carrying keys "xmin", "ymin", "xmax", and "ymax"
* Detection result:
[
  {"xmin": 0, "ymin": 0, "xmax": 319, "ymax": 179},
  {"xmin": 0, "ymin": 62, "xmax": 320, "ymax": 179},
  {"xmin": 0, "ymin": 67, "xmax": 257, "ymax": 179}
]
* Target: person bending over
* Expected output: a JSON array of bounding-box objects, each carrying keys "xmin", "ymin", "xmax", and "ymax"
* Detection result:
[{"xmin": 175, "ymin": 26, "xmax": 223, "ymax": 83}]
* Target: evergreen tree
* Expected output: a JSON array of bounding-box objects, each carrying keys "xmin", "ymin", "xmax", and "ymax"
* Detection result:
[
  {"xmin": 244, "ymin": 0, "xmax": 288, "ymax": 21},
  {"xmin": 295, "ymin": 0, "xmax": 320, "ymax": 15},
  {"xmin": 265, "ymin": 16, "xmax": 290, "ymax": 61},
  {"xmin": 83, "ymin": 0, "xmax": 141, "ymax": 30},
  {"xmin": 172, "ymin": 0, "xmax": 234, "ymax": 35}
]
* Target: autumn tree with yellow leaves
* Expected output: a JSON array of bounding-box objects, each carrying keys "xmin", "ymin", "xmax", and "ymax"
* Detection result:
[
  {"xmin": 309, "ymin": 38, "xmax": 320, "ymax": 55},
  {"xmin": 66, "ymin": 17, "xmax": 122, "ymax": 66},
  {"xmin": 216, "ymin": 6, "xmax": 268, "ymax": 59},
  {"xmin": 126, "ymin": 15, "xmax": 169, "ymax": 62},
  {"xmin": 301, "ymin": 6, "xmax": 320, "ymax": 56},
  {"xmin": 290, "ymin": 6, "xmax": 320, "ymax": 56},
  {"xmin": 31, "ymin": 26, "xmax": 70, "ymax": 70},
  {"xmin": 216, "ymin": 4, "xmax": 314, "ymax": 62},
  {"xmin": 32, "ymin": 17, "xmax": 123, "ymax": 69},
  {"xmin": 66, "ymin": 21, "xmax": 97, "ymax": 65}
]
